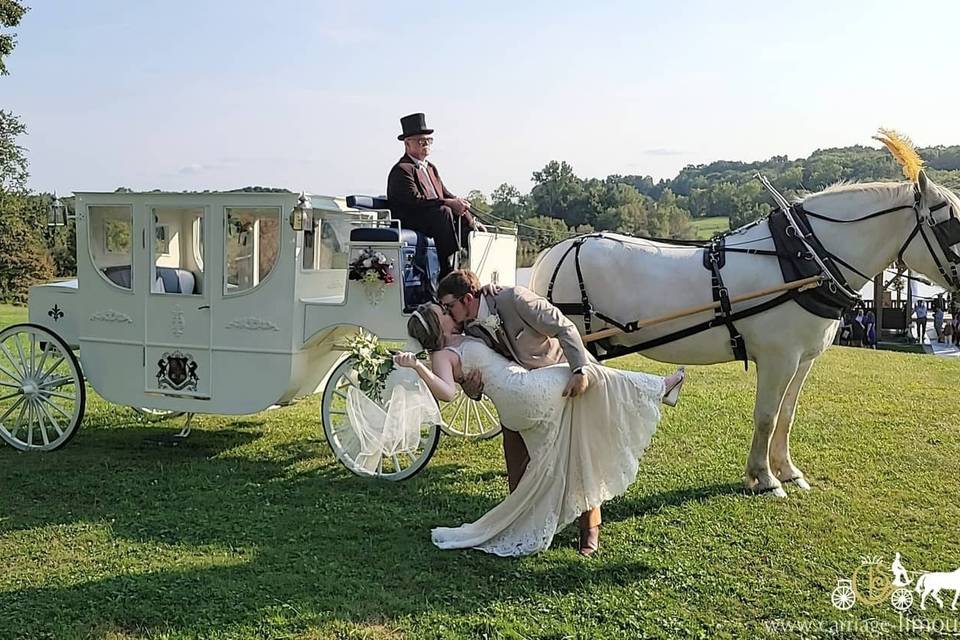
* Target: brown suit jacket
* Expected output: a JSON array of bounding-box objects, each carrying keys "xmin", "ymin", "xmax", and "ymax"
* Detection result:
[
  {"xmin": 465, "ymin": 286, "xmax": 591, "ymax": 372},
  {"xmin": 386, "ymin": 154, "xmax": 475, "ymax": 226}
]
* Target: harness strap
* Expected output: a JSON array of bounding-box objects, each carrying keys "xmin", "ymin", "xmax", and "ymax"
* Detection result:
[
  {"xmin": 706, "ymin": 237, "xmax": 748, "ymax": 368},
  {"xmin": 573, "ymin": 240, "xmax": 592, "ymax": 334},
  {"xmin": 592, "ymin": 292, "xmax": 796, "ymax": 362}
]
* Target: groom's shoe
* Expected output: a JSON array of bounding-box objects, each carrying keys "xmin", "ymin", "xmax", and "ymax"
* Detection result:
[{"xmin": 578, "ymin": 526, "xmax": 599, "ymax": 557}]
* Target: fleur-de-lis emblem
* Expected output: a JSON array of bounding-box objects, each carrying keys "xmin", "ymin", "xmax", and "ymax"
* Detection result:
[{"xmin": 48, "ymin": 305, "xmax": 64, "ymax": 322}]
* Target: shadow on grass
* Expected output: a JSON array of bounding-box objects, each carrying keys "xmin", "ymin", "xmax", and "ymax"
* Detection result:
[{"xmin": 0, "ymin": 419, "xmax": 673, "ymax": 638}]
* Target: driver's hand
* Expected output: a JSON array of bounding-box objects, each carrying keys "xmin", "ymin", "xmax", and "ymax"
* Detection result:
[{"xmin": 460, "ymin": 370, "xmax": 484, "ymax": 400}]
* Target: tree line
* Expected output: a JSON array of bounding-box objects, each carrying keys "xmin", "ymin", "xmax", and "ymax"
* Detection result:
[
  {"xmin": 7, "ymin": 3, "xmax": 960, "ymax": 299},
  {"xmin": 467, "ymin": 145, "xmax": 960, "ymax": 262}
]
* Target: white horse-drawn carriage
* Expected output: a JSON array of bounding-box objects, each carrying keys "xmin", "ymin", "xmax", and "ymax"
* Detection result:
[
  {"xmin": 2, "ymin": 190, "xmax": 516, "ymax": 480},
  {"xmin": 6, "ymin": 131, "xmax": 959, "ymax": 494}
]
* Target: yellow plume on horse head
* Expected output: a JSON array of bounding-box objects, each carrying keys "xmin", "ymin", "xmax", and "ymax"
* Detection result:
[{"xmin": 873, "ymin": 128, "xmax": 924, "ymax": 182}]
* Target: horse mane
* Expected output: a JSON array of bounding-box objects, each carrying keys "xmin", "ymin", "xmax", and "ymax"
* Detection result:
[{"xmin": 799, "ymin": 180, "xmax": 915, "ymax": 207}]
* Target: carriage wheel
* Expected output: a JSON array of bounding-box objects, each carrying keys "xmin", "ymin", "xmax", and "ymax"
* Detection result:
[
  {"xmin": 129, "ymin": 407, "xmax": 184, "ymax": 422},
  {"xmin": 0, "ymin": 323, "xmax": 85, "ymax": 452},
  {"xmin": 321, "ymin": 357, "xmax": 440, "ymax": 481},
  {"xmin": 439, "ymin": 388, "xmax": 502, "ymax": 439},
  {"xmin": 831, "ymin": 583, "xmax": 856, "ymax": 610},
  {"xmin": 891, "ymin": 588, "xmax": 913, "ymax": 611}
]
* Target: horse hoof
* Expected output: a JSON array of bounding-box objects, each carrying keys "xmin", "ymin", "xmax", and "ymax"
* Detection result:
[
  {"xmin": 789, "ymin": 478, "xmax": 811, "ymax": 491},
  {"xmin": 763, "ymin": 486, "xmax": 788, "ymax": 499}
]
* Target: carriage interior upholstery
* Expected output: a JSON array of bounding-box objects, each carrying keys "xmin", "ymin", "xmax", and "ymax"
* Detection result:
[
  {"xmin": 102, "ymin": 265, "xmax": 197, "ymax": 294},
  {"xmin": 88, "ymin": 204, "xmax": 205, "ymax": 295},
  {"xmin": 347, "ymin": 195, "xmax": 439, "ymax": 311}
]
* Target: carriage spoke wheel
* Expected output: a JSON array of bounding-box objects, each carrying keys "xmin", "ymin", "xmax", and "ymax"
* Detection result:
[
  {"xmin": 321, "ymin": 357, "xmax": 440, "ymax": 481},
  {"xmin": 831, "ymin": 582, "xmax": 856, "ymax": 611},
  {"xmin": 0, "ymin": 324, "xmax": 85, "ymax": 452},
  {"xmin": 129, "ymin": 407, "xmax": 184, "ymax": 422},
  {"xmin": 439, "ymin": 388, "xmax": 501, "ymax": 439},
  {"xmin": 891, "ymin": 588, "xmax": 913, "ymax": 612}
]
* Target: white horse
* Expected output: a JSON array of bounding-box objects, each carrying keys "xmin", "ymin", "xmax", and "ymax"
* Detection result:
[
  {"xmin": 916, "ymin": 570, "xmax": 960, "ymax": 610},
  {"xmin": 530, "ymin": 171, "xmax": 960, "ymax": 496}
]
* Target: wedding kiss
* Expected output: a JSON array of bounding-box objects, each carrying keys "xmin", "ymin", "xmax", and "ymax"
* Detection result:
[{"xmin": 392, "ymin": 270, "xmax": 684, "ymax": 557}]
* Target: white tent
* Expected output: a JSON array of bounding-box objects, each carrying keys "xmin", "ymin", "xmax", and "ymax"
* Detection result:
[{"xmin": 857, "ymin": 268, "xmax": 948, "ymax": 302}]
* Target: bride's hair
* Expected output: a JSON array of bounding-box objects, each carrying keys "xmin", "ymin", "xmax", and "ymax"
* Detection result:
[{"xmin": 407, "ymin": 303, "xmax": 444, "ymax": 351}]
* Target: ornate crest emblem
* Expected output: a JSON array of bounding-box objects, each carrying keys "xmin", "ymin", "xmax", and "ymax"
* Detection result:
[
  {"xmin": 156, "ymin": 351, "xmax": 199, "ymax": 391},
  {"xmin": 48, "ymin": 305, "xmax": 64, "ymax": 322}
]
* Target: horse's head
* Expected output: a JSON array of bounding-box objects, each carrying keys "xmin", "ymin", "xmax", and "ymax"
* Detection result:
[{"xmin": 899, "ymin": 171, "xmax": 960, "ymax": 292}]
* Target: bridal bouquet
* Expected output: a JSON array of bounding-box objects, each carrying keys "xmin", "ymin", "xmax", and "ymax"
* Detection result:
[{"xmin": 345, "ymin": 331, "xmax": 426, "ymax": 404}]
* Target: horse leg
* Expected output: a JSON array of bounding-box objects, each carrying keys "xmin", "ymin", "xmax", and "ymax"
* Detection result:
[
  {"xmin": 770, "ymin": 357, "xmax": 815, "ymax": 490},
  {"xmin": 745, "ymin": 356, "xmax": 800, "ymax": 498}
]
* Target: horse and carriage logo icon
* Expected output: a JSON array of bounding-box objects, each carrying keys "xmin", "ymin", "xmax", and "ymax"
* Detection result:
[{"xmin": 832, "ymin": 553, "xmax": 960, "ymax": 612}]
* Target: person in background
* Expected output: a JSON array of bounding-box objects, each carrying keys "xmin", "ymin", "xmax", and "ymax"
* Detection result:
[
  {"xmin": 953, "ymin": 311, "xmax": 960, "ymax": 348},
  {"xmin": 851, "ymin": 306, "xmax": 866, "ymax": 348},
  {"xmin": 934, "ymin": 304, "xmax": 945, "ymax": 343},
  {"xmin": 914, "ymin": 301, "xmax": 928, "ymax": 344},
  {"xmin": 864, "ymin": 308, "xmax": 877, "ymax": 349}
]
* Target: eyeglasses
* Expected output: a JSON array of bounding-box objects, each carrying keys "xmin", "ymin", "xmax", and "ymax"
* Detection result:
[
  {"xmin": 440, "ymin": 296, "xmax": 462, "ymax": 313},
  {"xmin": 414, "ymin": 137, "xmax": 434, "ymax": 147}
]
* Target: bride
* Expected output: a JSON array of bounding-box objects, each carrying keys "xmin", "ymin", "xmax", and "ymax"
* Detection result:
[{"xmin": 393, "ymin": 302, "xmax": 685, "ymax": 557}]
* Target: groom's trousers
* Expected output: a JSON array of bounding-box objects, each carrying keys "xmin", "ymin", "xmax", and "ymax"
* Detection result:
[
  {"xmin": 502, "ymin": 427, "xmax": 530, "ymax": 493},
  {"xmin": 502, "ymin": 424, "xmax": 602, "ymax": 529}
]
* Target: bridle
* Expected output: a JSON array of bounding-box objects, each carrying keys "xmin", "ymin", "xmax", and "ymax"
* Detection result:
[{"xmin": 799, "ymin": 183, "xmax": 960, "ymax": 292}]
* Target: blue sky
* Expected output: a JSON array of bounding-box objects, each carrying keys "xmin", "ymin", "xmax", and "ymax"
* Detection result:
[{"xmin": 5, "ymin": 1, "xmax": 960, "ymax": 196}]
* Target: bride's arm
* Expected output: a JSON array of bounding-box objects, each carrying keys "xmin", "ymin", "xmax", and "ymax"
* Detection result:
[{"xmin": 393, "ymin": 351, "xmax": 458, "ymax": 402}]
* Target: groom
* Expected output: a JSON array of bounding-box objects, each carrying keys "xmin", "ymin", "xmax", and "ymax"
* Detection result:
[{"xmin": 436, "ymin": 269, "xmax": 603, "ymax": 555}]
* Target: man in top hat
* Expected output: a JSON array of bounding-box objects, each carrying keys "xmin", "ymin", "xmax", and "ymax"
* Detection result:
[{"xmin": 387, "ymin": 113, "xmax": 484, "ymax": 278}]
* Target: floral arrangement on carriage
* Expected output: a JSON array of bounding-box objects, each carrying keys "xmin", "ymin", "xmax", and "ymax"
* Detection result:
[{"xmin": 348, "ymin": 248, "xmax": 395, "ymax": 304}]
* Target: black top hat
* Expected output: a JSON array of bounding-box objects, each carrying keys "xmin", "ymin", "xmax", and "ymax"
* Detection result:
[{"xmin": 398, "ymin": 113, "xmax": 434, "ymax": 140}]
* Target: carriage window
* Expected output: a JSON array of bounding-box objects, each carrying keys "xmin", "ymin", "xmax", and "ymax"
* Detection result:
[
  {"xmin": 302, "ymin": 219, "xmax": 350, "ymax": 271},
  {"xmin": 151, "ymin": 207, "xmax": 205, "ymax": 295},
  {"xmin": 225, "ymin": 207, "xmax": 281, "ymax": 295},
  {"xmin": 89, "ymin": 205, "xmax": 133, "ymax": 290}
]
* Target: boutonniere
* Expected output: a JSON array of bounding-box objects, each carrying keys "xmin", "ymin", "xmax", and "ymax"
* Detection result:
[{"xmin": 474, "ymin": 313, "xmax": 502, "ymax": 334}]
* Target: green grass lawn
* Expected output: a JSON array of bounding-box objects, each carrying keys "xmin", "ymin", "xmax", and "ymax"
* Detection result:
[
  {"xmin": 689, "ymin": 216, "xmax": 730, "ymax": 240},
  {"xmin": 2, "ymin": 302, "xmax": 960, "ymax": 638}
]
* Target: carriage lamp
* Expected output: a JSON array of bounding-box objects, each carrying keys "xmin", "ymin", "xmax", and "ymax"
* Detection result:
[
  {"xmin": 47, "ymin": 195, "xmax": 67, "ymax": 228},
  {"xmin": 291, "ymin": 192, "xmax": 312, "ymax": 231}
]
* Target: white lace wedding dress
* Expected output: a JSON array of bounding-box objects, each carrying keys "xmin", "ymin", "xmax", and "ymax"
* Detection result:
[{"xmin": 431, "ymin": 337, "xmax": 665, "ymax": 557}]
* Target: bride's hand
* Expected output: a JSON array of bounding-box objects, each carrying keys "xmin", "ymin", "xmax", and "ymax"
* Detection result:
[{"xmin": 393, "ymin": 352, "xmax": 420, "ymax": 369}]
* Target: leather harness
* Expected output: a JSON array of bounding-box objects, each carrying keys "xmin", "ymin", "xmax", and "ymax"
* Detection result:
[{"xmin": 545, "ymin": 178, "xmax": 960, "ymax": 368}]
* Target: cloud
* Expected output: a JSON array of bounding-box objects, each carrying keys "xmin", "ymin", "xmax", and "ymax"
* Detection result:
[
  {"xmin": 642, "ymin": 148, "xmax": 687, "ymax": 157},
  {"xmin": 176, "ymin": 158, "xmax": 242, "ymax": 176}
]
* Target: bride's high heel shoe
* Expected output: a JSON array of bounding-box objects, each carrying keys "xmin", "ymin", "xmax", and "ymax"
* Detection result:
[{"xmin": 662, "ymin": 367, "xmax": 686, "ymax": 407}]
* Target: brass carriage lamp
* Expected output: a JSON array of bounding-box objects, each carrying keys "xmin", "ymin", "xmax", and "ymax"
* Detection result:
[
  {"xmin": 47, "ymin": 194, "xmax": 67, "ymax": 228},
  {"xmin": 291, "ymin": 192, "xmax": 313, "ymax": 231}
]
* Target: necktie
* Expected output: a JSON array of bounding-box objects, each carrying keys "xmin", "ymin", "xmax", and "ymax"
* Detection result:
[{"xmin": 417, "ymin": 163, "xmax": 439, "ymax": 200}]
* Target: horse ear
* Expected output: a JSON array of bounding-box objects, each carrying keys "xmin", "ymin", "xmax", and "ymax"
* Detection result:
[{"xmin": 918, "ymin": 170, "xmax": 930, "ymax": 193}]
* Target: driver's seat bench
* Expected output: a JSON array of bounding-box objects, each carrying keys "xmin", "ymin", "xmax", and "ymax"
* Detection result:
[{"xmin": 347, "ymin": 195, "xmax": 439, "ymax": 312}]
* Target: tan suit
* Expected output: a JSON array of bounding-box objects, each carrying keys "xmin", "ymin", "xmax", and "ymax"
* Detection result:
[
  {"xmin": 465, "ymin": 286, "xmax": 593, "ymax": 501},
  {"xmin": 466, "ymin": 286, "xmax": 591, "ymax": 373}
]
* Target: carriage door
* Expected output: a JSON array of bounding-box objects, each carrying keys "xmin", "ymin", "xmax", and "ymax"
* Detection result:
[{"xmin": 144, "ymin": 206, "xmax": 213, "ymax": 398}]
